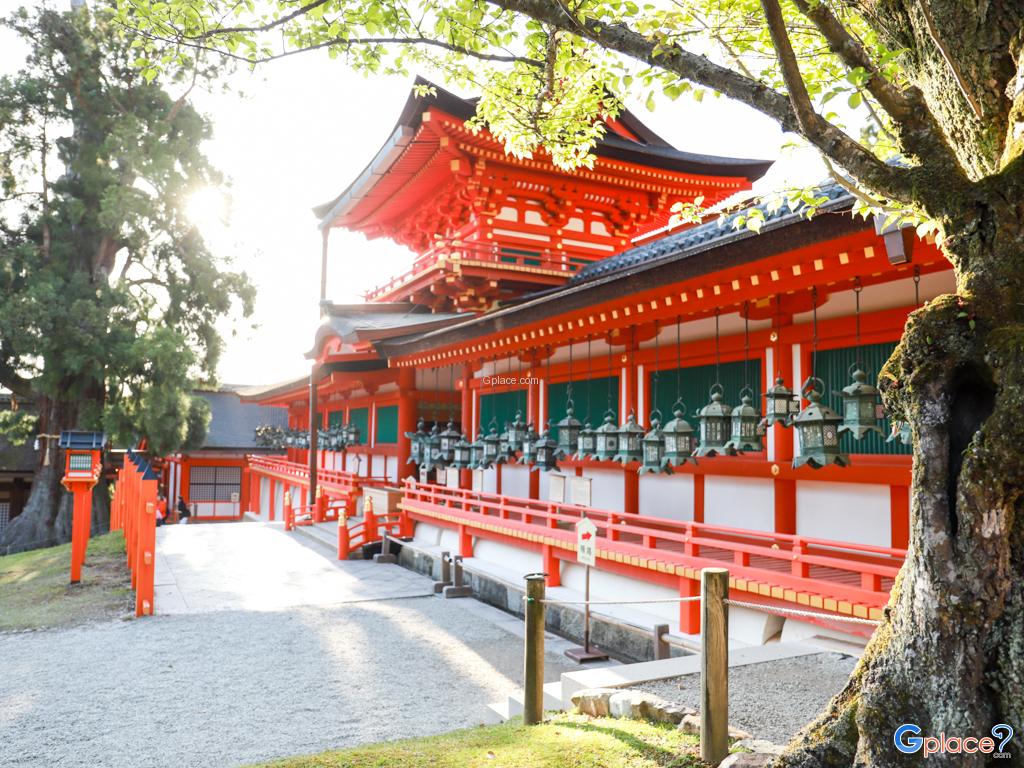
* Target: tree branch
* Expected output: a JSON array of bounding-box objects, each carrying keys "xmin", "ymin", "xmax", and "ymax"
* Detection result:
[
  {"xmin": 916, "ymin": 0, "xmax": 984, "ymax": 119},
  {"xmin": 488, "ymin": 0, "xmax": 916, "ymax": 201}
]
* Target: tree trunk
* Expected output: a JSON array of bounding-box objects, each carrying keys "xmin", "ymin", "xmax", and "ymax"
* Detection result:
[
  {"xmin": 775, "ymin": 201, "xmax": 1024, "ymax": 766},
  {"xmin": 0, "ymin": 395, "xmax": 110, "ymax": 555}
]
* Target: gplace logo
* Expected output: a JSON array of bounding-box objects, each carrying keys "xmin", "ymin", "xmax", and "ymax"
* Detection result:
[{"xmin": 894, "ymin": 723, "xmax": 1014, "ymax": 758}]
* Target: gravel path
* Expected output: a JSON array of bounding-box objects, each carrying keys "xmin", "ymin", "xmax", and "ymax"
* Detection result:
[
  {"xmin": 0, "ymin": 524, "xmax": 576, "ymax": 768},
  {"xmin": 637, "ymin": 653, "xmax": 857, "ymax": 744}
]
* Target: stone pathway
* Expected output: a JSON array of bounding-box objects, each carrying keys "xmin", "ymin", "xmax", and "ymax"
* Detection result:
[{"xmin": 1, "ymin": 522, "xmax": 575, "ymax": 768}]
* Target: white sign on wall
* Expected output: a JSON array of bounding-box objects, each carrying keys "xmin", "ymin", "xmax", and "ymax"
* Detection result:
[
  {"xmin": 446, "ymin": 467, "xmax": 461, "ymax": 489},
  {"xmin": 576, "ymin": 517, "xmax": 598, "ymax": 567},
  {"xmin": 571, "ymin": 476, "xmax": 592, "ymax": 507},
  {"xmin": 548, "ymin": 474, "xmax": 566, "ymax": 503},
  {"xmin": 472, "ymin": 469, "xmax": 484, "ymax": 492}
]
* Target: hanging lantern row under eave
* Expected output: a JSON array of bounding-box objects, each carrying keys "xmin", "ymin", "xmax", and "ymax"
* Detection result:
[
  {"xmin": 763, "ymin": 376, "xmax": 801, "ymax": 428},
  {"xmin": 661, "ymin": 403, "xmax": 697, "ymax": 468},
  {"xmin": 531, "ymin": 426, "xmax": 560, "ymax": 472},
  {"xmin": 496, "ymin": 424, "xmax": 514, "ymax": 465},
  {"xmin": 837, "ymin": 368, "xmax": 885, "ymax": 439},
  {"xmin": 593, "ymin": 411, "xmax": 620, "ymax": 461},
  {"xmin": 437, "ymin": 420, "xmax": 460, "ymax": 465},
  {"xmin": 613, "ymin": 411, "xmax": 644, "ymax": 465},
  {"xmin": 724, "ymin": 389, "xmax": 764, "ymax": 454},
  {"xmin": 793, "ymin": 378, "xmax": 849, "ymax": 469},
  {"xmin": 694, "ymin": 385, "xmax": 734, "ymax": 457},
  {"xmin": 556, "ymin": 404, "xmax": 582, "ymax": 459},
  {"xmin": 639, "ymin": 413, "xmax": 671, "ymax": 475}
]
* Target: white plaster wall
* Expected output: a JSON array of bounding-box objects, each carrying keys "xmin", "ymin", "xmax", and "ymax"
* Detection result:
[
  {"xmin": 481, "ymin": 468, "xmax": 498, "ymax": 494},
  {"xmin": 412, "ymin": 522, "xmax": 444, "ymax": 546},
  {"xmin": 582, "ymin": 468, "xmax": 625, "ymax": 512},
  {"xmin": 258, "ymin": 477, "xmax": 270, "ymax": 519},
  {"xmin": 502, "ymin": 464, "xmax": 530, "ymax": 499},
  {"xmin": 473, "ymin": 539, "xmax": 542, "ymax": 577},
  {"xmin": 796, "ymin": 480, "xmax": 891, "ymax": 547},
  {"xmin": 639, "ymin": 474, "xmax": 694, "ymax": 521},
  {"xmin": 538, "ymin": 471, "xmax": 551, "ymax": 502},
  {"xmin": 704, "ymin": 476, "xmax": 774, "ymax": 531},
  {"xmin": 371, "ymin": 455, "xmax": 386, "ymax": 480},
  {"xmin": 561, "ymin": 563, "xmax": 678, "ymax": 623}
]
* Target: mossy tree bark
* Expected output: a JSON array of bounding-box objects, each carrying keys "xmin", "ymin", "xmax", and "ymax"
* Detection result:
[{"xmin": 775, "ymin": 185, "xmax": 1024, "ymax": 766}]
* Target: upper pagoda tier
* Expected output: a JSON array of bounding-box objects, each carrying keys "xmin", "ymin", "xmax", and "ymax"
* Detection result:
[{"xmin": 314, "ymin": 78, "xmax": 773, "ymax": 312}]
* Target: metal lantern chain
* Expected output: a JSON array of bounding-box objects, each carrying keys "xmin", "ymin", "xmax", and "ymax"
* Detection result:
[
  {"xmin": 838, "ymin": 277, "xmax": 883, "ymax": 440},
  {"xmin": 695, "ymin": 309, "xmax": 732, "ymax": 457},
  {"xmin": 914, "ymin": 265, "xmax": 921, "ymax": 306},
  {"xmin": 725, "ymin": 304, "xmax": 763, "ymax": 453},
  {"xmin": 662, "ymin": 315, "xmax": 696, "ymax": 467},
  {"xmin": 792, "ymin": 287, "xmax": 849, "ymax": 469}
]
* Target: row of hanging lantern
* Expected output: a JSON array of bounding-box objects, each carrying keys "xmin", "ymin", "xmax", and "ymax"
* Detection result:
[
  {"xmin": 255, "ymin": 423, "xmax": 361, "ymax": 451},
  {"xmin": 404, "ymin": 277, "xmax": 896, "ymax": 475}
]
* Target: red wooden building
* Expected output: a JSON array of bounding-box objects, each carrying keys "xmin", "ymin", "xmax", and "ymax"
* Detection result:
[{"xmin": 241, "ymin": 80, "xmax": 952, "ymax": 645}]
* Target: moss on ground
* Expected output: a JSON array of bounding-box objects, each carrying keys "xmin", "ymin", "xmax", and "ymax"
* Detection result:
[
  {"xmin": 0, "ymin": 531, "xmax": 133, "ymax": 631},
  {"xmin": 249, "ymin": 714, "xmax": 706, "ymax": 768}
]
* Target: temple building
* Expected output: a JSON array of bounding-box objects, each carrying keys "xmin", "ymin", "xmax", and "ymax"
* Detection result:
[{"xmin": 239, "ymin": 80, "xmax": 953, "ymax": 648}]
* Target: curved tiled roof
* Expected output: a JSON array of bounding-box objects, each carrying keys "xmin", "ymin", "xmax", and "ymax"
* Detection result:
[{"xmin": 569, "ymin": 183, "xmax": 851, "ymax": 285}]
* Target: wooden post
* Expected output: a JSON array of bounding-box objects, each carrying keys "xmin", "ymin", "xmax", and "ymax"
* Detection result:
[
  {"xmin": 69, "ymin": 487, "xmax": 93, "ymax": 584},
  {"xmin": 136, "ymin": 502, "xmax": 156, "ymax": 617},
  {"xmin": 364, "ymin": 495, "xmax": 378, "ymax": 543},
  {"xmin": 523, "ymin": 573, "xmax": 546, "ymax": 726},
  {"xmin": 701, "ymin": 568, "xmax": 729, "ymax": 766},
  {"xmin": 283, "ymin": 491, "xmax": 293, "ymax": 531}
]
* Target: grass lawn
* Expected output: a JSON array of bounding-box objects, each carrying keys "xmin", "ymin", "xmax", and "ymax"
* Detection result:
[
  {"xmin": 250, "ymin": 714, "xmax": 707, "ymax": 768},
  {"xmin": 0, "ymin": 530, "xmax": 133, "ymax": 632}
]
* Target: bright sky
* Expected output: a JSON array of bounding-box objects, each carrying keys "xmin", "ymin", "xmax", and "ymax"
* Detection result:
[{"xmin": 1, "ymin": 1, "xmax": 828, "ymax": 388}]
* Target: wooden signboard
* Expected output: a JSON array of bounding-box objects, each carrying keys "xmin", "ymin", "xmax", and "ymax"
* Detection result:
[
  {"xmin": 548, "ymin": 474, "xmax": 566, "ymax": 503},
  {"xmin": 571, "ymin": 476, "xmax": 592, "ymax": 507}
]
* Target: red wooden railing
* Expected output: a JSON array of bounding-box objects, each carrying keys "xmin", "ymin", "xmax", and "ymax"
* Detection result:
[
  {"xmin": 398, "ymin": 479, "xmax": 906, "ymax": 612},
  {"xmin": 365, "ymin": 239, "xmax": 601, "ymax": 301},
  {"xmin": 110, "ymin": 454, "xmax": 157, "ymax": 617},
  {"xmin": 248, "ymin": 456, "xmax": 388, "ymax": 521}
]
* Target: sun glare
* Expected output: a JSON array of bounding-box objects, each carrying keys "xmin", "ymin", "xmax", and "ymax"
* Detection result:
[{"xmin": 185, "ymin": 187, "xmax": 229, "ymax": 235}]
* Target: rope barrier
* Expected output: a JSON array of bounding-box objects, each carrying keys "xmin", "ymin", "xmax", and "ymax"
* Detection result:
[
  {"xmin": 521, "ymin": 593, "xmax": 881, "ymax": 625},
  {"xmin": 724, "ymin": 598, "xmax": 881, "ymax": 626},
  {"xmin": 526, "ymin": 595, "xmax": 702, "ymax": 606}
]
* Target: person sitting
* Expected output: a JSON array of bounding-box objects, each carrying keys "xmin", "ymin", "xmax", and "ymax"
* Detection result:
[{"xmin": 176, "ymin": 495, "xmax": 192, "ymax": 524}]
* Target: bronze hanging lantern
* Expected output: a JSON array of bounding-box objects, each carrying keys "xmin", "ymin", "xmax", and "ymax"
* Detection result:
[
  {"xmin": 639, "ymin": 411, "xmax": 670, "ymax": 474},
  {"xmin": 725, "ymin": 388, "xmax": 764, "ymax": 453},
  {"xmin": 468, "ymin": 431, "xmax": 486, "ymax": 469},
  {"xmin": 793, "ymin": 378, "xmax": 849, "ymax": 468},
  {"xmin": 423, "ymin": 422, "xmax": 441, "ymax": 470},
  {"xmin": 837, "ymin": 368, "xmax": 885, "ymax": 439},
  {"xmin": 451, "ymin": 433, "xmax": 473, "ymax": 469},
  {"xmin": 508, "ymin": 410, "xmax": 528, "ymax": 454},
  {"xmin": 404, "ymin": 417, "xmax": 428, "ymax": 465},
  {"xmin": 662, "ymin": 401, "xmax": 697, "ymax": 468},
  {"xmin": 437, "ymin": 419, "xmax": 460, "ymax": 466},
  {"xmin": 694, "ymin": 384, "xmax": 733, "ymax": 457},
  {"xmin": 575, "ymin": 419, "xmax": 596, "ymax": 460},
  {"xmin": 482, "ymin": 421, "xmax": 501, "ymax": 467},
  {"xmin": 532, "ymin": 424, "xmax": 560, "ymax": 472},
  {"xmin": 763, "ymin": 376, "xmax": 800, "ymax": 428},
  {"xmin": 556, "ymin": 404, "xmax": 582, "ymax": 459},
  {"xmin": 593, "ymin": 411, "xmax": 619, "ymax": 461},
  {"xmin": 518, "ymin": 422, "xmax": 539, "ymax": 466},
  {"xmin": 613, "ymin": 411, "xmax": 644, "ymax": 465},
  {"xmin": 496, "ymin": 421, "xmax": 514, "ymax": 465}
]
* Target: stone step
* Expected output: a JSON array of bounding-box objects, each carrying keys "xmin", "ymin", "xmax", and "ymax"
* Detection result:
[
  {"xmin": 291, "ymin": 523, "xmax": 343, "ymax": 556},
  {"xmin": 505, "ymin": 681, "xmax": 565, "ymax": 717},
  {"xmin": 483, "ymin": 700, "xmax": 511, "ymax": 725}
]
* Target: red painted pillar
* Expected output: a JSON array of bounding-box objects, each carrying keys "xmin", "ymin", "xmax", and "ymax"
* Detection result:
[
  {"xmin": 693, "ymin": 474, "xmax": 705, "ymax": 523},
  {"xmin": 397, "ymin": 367, "xmax": 417, "ymax": 473},
  {"xmin": 268, "ymin": 479, "xmax": 277, "ymax": 521},
  {"xmin": 679, "ymin": 575, "xmax": 700, "ymax": 634},
  {"xmin": 459, "ymin": 364, "xmax": 473, "ymax": 488},
  {"xmin": 623, "ymin": 470, "xmax": 639, "ymax": 516},
  {"xmin": 772, "ymin": 336, "xmax": 797, "ymax": 534},
  {"xmin": 69, "ymin": 486, "xmax": 93, "ymax": 584},
  {"xmin": 890, "ymin": 485, "xmax": 910, "ymax": 549}
]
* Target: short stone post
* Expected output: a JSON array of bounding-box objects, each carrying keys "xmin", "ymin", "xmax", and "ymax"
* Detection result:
[
  {"xmin": 433, "ymin": 551, "xmax": 452, "ymax": 593},
  {"xmin": 442, "ymin": 554, "xmax": 473, "ymax": 598},
  {"xmin": 700, "ymin": 568, "xmax": 729, "ymax": 766},
  {"xmin": 523, "ymin": 573, "xmax": 547, "ymax": 726},
  {"xmin": 653, "ymin": 623, "xmax": 670, "ymax": 660}
]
